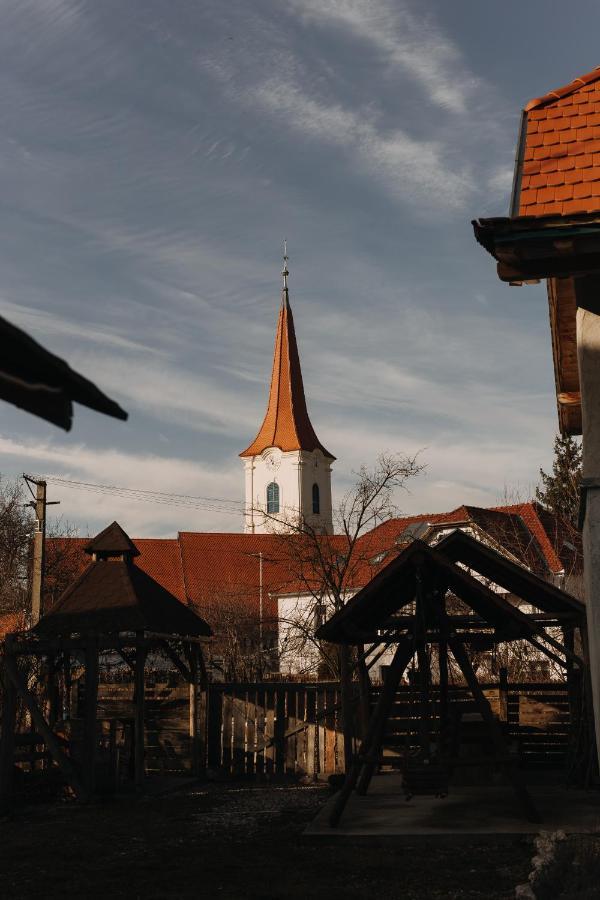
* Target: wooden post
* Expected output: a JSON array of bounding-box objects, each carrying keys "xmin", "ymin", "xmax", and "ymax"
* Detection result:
[
  {"xmin": 499, "ymin": 666, "xmax": 509, "ymax": 724},
  {"xmin": 576, "ymin": 276, "xmax": 600, "ymax": 770},
  {"xmin": 0, "ymin": 638, "xmax": 18, "ymax": 813},
  {"xmin": 438, "ymin": 638, "xmax": 449, "ymax": 747},
  {"xmin": 356, "ymin": 649, "xmax": 372, "ymax": 742},
  {"xmin": 134, "ymin": 635, "xmax": 146, "ymax": 789},
  {"xmin": 338, "ymin": 644, "xmax": 354, "ymax": 774},
  {"xmin": 189, "ymin": 643, "xmax": 200, "ymax": 777},
  {"xmin": 30, "ymin": 480, "xmax": 47, "ymax": 626},
  {"xmin": 83, "ymin": 637, "xmax": 99, "ymax": 797}
]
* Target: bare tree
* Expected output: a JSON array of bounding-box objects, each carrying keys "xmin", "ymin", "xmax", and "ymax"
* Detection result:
[
  {"xmin": 198, "ymin": 591, "xmax": 276, "ymax": 682},
  {"xmin": 271, "ymin": 451, "xmax": 424, "ymax": 678},
  {"xmin": 0, "ymin": 477, "xmax": 33, "ymax": 617}
]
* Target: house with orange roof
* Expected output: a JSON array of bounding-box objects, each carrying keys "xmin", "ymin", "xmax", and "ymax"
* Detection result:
[{"xmin": 473, "ymin": 64, "xmax": 600, "ymax": 760}]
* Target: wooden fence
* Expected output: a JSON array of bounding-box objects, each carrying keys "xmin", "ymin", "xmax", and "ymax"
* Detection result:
[{"xmin": 90, "ymin": 678, "xmax": 572, "ymax": 779}]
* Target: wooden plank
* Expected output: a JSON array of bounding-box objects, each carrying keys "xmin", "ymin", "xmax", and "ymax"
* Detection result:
[
  {"xmin": 221, "ymin": 691, "xmax": 233, "ymax": 775},
  {"xmin": 232, "ymin": 694, "xmax": 245, "ymax": 776},
  {"xmin": 274, "ymin": 689, "xmax": 286, "ymax": 776},
  {"xmin": 264, "ymin": 689, "xmax": 275, "ymax": 777}
]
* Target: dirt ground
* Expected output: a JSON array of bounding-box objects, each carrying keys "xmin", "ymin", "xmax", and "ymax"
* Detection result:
[{"xmin": 0, "ymin": 780, "xmax": 533, "ymax": 899}]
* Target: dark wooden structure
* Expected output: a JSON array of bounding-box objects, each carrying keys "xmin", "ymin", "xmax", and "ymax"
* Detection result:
[
  {"xmin": 316, "ymin": 531, "xmax": 587, "ymax": 827},
  {"xmin": 0, "ymin": 314, "xmax": 127, "ymax": 430},
  {"xmin": 0, "ymin": 522, "xmax": 211, "ymax": 811}
]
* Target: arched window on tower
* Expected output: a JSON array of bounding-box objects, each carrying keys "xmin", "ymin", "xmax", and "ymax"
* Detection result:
[
  {"xmin": 267, "ymin": 481, "xmax": 280, "ymax": 514},
  {"xmin": 312, "ymin": 483, "xmax": 320, "ymax": 515}
]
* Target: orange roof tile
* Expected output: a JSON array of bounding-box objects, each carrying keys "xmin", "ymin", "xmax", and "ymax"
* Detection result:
[
  {"xmin": 516, "ymin": 66, "xmax": 600, "ymax": 216},
  {"xmin": 240, "ymin": 279, "xmax": 334, "ymax": 459}
]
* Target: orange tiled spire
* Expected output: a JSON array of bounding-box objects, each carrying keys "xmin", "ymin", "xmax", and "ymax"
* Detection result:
[{"xmin": 240, "ymin": 247, "xmax": 334, "ymax": 459}]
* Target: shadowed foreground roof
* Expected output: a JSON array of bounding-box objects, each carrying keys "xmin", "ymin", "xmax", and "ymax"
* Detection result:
[
  {"xmin": 36, "ymin": 561, "xmax": 211, "ymax": 637},
  {"xmin": 0, "ymin": 314, "xmax": 128, "ymax": 430}
]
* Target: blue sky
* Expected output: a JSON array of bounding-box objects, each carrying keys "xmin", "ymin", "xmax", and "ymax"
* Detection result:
[{"xmin": 0, "ymin": 0, "xmax": 593, "ymax": 536}]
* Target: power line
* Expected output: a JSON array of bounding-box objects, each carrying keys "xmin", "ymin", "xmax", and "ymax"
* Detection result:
[{"xmin": 31, "ymin": 475, "xmax": 245, "ymax": 517}]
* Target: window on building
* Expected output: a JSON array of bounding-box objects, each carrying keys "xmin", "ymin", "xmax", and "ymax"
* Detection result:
[
  {"xmin": 312, "ymin": 482, "xmax": 320, "ymax": 514},
  {"xmin": 267, "ymin": 481, "xmax": 280, "ymax": 514}
]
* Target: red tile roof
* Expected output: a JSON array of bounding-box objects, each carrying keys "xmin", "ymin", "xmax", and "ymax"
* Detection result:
[
  {"xmin": 43, "ymin": 503, "xmax": 569, "ymax": 634},
  {"xmin": 517, "ymin": 66, "xmax": 600, "ymax": 216},
  {"xmin": 240, "ymin": 286, "xmax": 334, "ymax": 459}
]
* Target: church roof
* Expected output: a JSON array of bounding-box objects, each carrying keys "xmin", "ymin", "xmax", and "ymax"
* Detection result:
[{"xmin": 240, "ymin": 261, "xmax": 334, "ymax": 459}]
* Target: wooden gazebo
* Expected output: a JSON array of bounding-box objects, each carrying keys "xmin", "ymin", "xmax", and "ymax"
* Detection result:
[
  {"xmin": 0, "ymin": 522, "xmax": 211, "ymax": 810},
  {"xmin": 317, "ymin": 532, "xmax": 587, "ymax": 827}
]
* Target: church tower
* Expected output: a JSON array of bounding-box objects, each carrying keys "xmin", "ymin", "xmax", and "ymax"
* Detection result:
[{"xmin": 240, "ymin": 249, "xmax": 335, "ymax": 534}]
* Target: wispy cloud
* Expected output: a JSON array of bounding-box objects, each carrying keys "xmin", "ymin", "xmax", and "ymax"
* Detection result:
[
  {"xmin": 287, "ymin": 0, "xmax": 481, "ymax": 114},
  {"xmin": 0, "ymin": 298, "xmax": 161, "ymax": 356},
  {"xmin": 251, "ymin": 78, "xmax": 473, "ymax": 210},
  {"xmin": 0, "ymin": 434, "xmax": 243, "ymax": 535}
]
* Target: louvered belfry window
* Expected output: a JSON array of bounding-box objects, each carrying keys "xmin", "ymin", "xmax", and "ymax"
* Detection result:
[{"xmin": 267, "ymin": 481, "xmax": 280, "ymax": 514}]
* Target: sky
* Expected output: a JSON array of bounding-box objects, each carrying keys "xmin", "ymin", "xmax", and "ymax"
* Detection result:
[{"xmin": 0, "ymin": 0, "xmax": 594, "ymax": 537}]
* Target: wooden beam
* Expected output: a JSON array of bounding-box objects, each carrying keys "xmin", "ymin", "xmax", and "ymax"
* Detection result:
[
  {"xmin": 189, "ymin": 644, "xmax": 200, "ymax": 777},
  {"xmin": 160, "ymin": 640, "xmax": 192, "ymax": 682},
  {"xmin": 338, "ymin": 644, "xmax": 354, "ymax": 775},
  {"xmin": 3, "ymin": 654, "xmax": 87, "ymax": 801}
]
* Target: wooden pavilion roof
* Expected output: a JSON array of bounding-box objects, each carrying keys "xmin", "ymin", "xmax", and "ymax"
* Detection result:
[
  {"xmin": 317, "ymin": 535, "xmax": 584, "ymax": 645},
  {"xmin": 35, "ymin": 522, "xmax": 211, "ymax": 639}
]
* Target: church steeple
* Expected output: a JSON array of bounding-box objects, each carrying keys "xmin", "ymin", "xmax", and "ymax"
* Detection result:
[
  {"xmin": 240, "ymin": 248, "xmax": 334, "ymax": 534},
  {"xmin": 240, "ymin": 247, "xmax": 334, "ymax": 460}
]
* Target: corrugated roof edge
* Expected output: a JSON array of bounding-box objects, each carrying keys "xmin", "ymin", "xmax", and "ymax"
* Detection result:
[{"xmin": 524, "ymin": 65, "xmax": 600, "ymax": 112}]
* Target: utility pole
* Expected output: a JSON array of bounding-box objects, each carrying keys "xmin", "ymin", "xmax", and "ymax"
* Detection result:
[{"xmin": 23, "ymin": 475, "xmax": 60, "ymax": 626}]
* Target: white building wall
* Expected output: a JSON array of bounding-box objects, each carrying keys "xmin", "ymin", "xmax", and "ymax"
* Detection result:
[{"xmin": 244, "ymin": 447, "xmax": 333, "ymax": 534}]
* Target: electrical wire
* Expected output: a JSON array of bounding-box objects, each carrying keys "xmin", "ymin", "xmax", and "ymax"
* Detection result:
[{"xmin": 29, "ymin": 474, "xmax": 245, "ymax": 517}]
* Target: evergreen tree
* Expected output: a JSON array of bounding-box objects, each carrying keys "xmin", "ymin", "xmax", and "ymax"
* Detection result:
[{"xmin": 536, "ymin": 434, "xmax": 582, "ymax": 529}]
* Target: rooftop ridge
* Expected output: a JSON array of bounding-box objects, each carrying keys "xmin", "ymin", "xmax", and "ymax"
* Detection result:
[{"xmin": 525, "ymin": 65, "xmax": 600, "ymax": 112}]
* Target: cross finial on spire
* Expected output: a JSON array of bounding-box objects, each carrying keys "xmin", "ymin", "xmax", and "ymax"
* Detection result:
[{"xmin": 282, "ymin": 239, "xmax": 289, "ymax": 293}]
